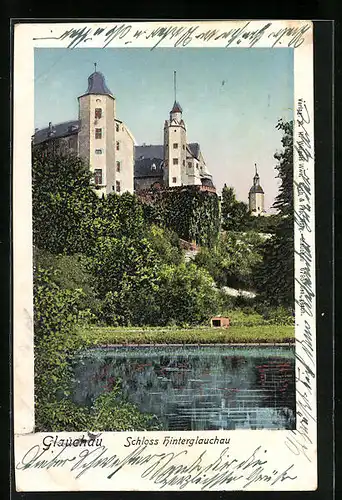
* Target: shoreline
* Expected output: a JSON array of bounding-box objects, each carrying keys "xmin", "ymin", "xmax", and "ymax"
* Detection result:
[{"xmin": 88, "ymin": 342, "xmax": 295, "ymax": 348}]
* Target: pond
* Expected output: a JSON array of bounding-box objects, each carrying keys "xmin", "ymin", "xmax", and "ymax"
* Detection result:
[{"xmin": 71, "ymin": 345, "xmax": 295, "ymax": 431}]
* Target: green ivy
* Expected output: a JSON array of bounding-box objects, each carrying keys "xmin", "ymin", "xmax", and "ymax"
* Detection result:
[{"xmin": 142, "ymin": 187, "xmax": 220, "ymax": 247}]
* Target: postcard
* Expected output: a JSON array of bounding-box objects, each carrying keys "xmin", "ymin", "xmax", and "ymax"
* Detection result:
[{"xmin": 13, "ymin": 20, "xmax": 316, "ymax": 491}]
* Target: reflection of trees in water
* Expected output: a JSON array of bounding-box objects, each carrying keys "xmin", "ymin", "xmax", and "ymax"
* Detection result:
[
  {"xmin": 252, "ymin": 358, "xmax": 296, "ymax": 428},
  {"xmin": 72, "ymin": 350, "xmax": 295, "ymax": 430}
]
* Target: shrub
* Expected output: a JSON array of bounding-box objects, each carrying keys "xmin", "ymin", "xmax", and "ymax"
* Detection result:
[
  {"xmin": 91, "ymin": 382, "xmax": 161, "ymax": 432},
  {"xmin": 156, "ymin": 263, "xmax": 219, "ymax": 326},
  {"xmin": 261, "ymin": 306, "xmax": 295, "ymax": 326}
]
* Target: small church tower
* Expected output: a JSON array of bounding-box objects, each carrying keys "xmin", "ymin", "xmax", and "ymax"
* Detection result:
[
  {"xmin": 163, "ymin": 71, "xmax": 188, "ymax": 187},
  {"xmin": 248, "ymin": 164, "xmax": 265, "ymax": 216}
]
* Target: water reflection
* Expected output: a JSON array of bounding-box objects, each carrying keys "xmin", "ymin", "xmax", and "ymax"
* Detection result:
[{"xmin": 72, "ymin": 346, "xmax": 295, "ymax": 430}]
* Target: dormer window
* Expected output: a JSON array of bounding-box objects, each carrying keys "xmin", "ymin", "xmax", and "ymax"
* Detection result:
[
  {"xmin": 95, "ymin": 108, "xmax": 102, "ymax": 119},
  {"xmin": 95, "ymin": 128, "xmax": 102, "ymax": 139}
]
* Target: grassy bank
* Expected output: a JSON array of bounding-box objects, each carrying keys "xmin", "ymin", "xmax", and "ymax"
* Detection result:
[{"xmin": 77, "ymin": 324, "xmax": 295, "ymax": 346}]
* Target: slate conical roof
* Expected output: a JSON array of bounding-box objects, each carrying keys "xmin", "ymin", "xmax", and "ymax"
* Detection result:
[{"xmin": 85, "ymin": 71, "xmax": 113, "ymax": 96}]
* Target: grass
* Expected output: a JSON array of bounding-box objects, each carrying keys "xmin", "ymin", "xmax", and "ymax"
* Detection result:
[{"xmin": 77, "ymin": 324, "xmax": 295, "ymax": 346}]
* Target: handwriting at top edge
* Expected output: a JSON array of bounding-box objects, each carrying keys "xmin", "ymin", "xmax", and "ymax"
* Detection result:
[{"xmin": 32, "ymin": 22, "xmax": 311, "ymax": 50}]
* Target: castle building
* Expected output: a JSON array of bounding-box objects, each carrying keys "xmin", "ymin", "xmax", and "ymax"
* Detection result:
[
  {"xmin": 32, "ymin": 69, "xmax": 215, "ymax": 195},
  {"xmin": 33, "ymin": 68, "xmax": 135, "ymax": 197},
  {"xmin": 248, "ymin": 164, "xmax": 266, "ymax": 216}
]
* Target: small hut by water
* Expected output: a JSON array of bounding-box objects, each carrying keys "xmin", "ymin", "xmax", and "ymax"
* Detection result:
[{"xmin": 210, "ymin": 316, "xmax": 230, "ymax": 328}]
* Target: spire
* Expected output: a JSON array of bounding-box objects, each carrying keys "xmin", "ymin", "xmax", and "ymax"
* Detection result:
[
  {"xmin": 170, "ymin": 71, "xmax": 183, "ymax": 115},
  {"xmin": 249, "ymin": 163, "xmax": 264, "ymax": 194}
]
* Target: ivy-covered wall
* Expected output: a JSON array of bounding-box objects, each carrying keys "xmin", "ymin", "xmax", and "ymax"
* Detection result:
[{"xmin": 139, "ymin": 187, "xmax": 220, "ymax": 247}]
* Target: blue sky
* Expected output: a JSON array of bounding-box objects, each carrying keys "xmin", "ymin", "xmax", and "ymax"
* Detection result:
[{"xmin": 34, "ymin": 48, "xmax": 294, "ymax": 210}]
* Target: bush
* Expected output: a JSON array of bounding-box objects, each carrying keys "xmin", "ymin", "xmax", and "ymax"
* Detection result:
[
  {"xmin": 261, "ymin": 306, "xmax": 295, "ymax": 326},
  {"xmin": 91, "ymin": 382, "xmax": 161, "ymax": 432},
  {"xmin": 35, "ymin": 399, "xmax": 91, "ymax": 432},
  {"xmin": 156, "ymin": 263, "xmax": 219, "ymax": 326},
  {"xmin": 34, "ymin": 248, "xmax": 100, "ymax": 319}
]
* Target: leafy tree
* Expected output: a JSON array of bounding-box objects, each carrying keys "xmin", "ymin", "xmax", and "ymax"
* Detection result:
[
  {"xmin": 156, "ymin": 263, "xmax": 219, "ymax": 326},
  {"xmin": 33, "ymin": 247, "xmax": 100, "ymax": 317},
  {"xmin": 88, "ymin": 236, "xmax": 161, "ymax": 326},
  {"xmin": 32, "ymin": 149, "xmax": 98, "ymax": 254},
  {"xmin": 195, "ymin": 231, "xmax": 263, "ymax": 290},
  {"xmin": 147, "ymin": 225, "xmax": 183, "ymax": 266},
  {"xmin": 221, "ymin": 185, "xmax": 249, "ymax": 231},
  {"xmin": 254, "ymin": 120, "xmax": 294, "ymax": 308}
]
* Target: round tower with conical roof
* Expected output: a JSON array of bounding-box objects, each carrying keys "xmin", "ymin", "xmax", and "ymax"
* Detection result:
[{"xmin": 248, "ymin": 164, "xmax": 266, "ymax": 216}]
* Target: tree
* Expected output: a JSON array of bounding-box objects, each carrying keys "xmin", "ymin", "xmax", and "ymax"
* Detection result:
[
  {"xmin": 32, "ymin": 149, "xmax": 98, "ymax": 254},
  {"xmin": 195, "ymin": 231, "xmax": 263, "ymax": 290},
  {"xmin": 221, "ymin": 185, "xmax": 249, "ymax": 231},
  {"xmin": 88, "ymin": 236, "xmax": 161, "ymax": 326},
  {"xmin": 254, "ymin": 120, "xmax": 294, "ymax": 308},
  {"xmin": 156, "ymin": 263, "xmax": 219, "ymax": 326}
]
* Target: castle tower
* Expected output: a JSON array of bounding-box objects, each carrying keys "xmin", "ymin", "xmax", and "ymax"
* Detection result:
[
  {"xmin": 248, "ymin": 164, "xmax": 265, "ymax": 216},
  {"xmin": 78, "ymin": 66, "xmax": 117, "ymax": 197},
  {"xmin": 163, "ymin": 72, "xmax": 188, "ymax": 187}
]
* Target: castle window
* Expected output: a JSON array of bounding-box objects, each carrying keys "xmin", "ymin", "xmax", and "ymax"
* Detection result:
[
  {"xmin": 173, "ymin": 158, "xmax": 179, "ymax": 165},
  {"xmin": 173, "ymin": 143, "xmax": 178, "ymax": 149},
  {"xmin": 116, "ymin": 181, "xmax": 121, "ymax": 193},
  {"xmin": 95, "ymin": 149, "xmax": 103, "ymax": 154},
  {"xmin": 183, "ymin": 144, "xmax": 185, "ymax": 150},
  {"xmin": 183, "ymin": 160, "xmax": 185, "ymax": 166},
  {"xmin": 116, "ymin": 161, "xmax": 121, "ymax": 172},
  {"xmin": 95, "ymin": 108, "xmax": 102, "ymax": 119},
  {"xmin": 188, "ymin": 162, "xmax": 192, "ymax": 168},
  {"xmin": 116, "ymin": 123, "xmax": 120, "ymax": 132},
  {"xmin": 172, "ymin": 177, "xmax": 177, "ymax": 183},
  {"xmin": 94, "ymin": 169, "xmax": 102, "ymax": 185},
  {"xmin": 116, "ymin": 141, "xmax": 120, "ymax": 151},
  {"xmin": 95, "ymin": 128, "xmax": 102, "ymax": 139}
]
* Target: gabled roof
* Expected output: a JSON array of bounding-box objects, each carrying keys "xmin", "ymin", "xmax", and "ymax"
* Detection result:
[{"xmin": 33, "ymin": 120, "xmax": 80, "ymax": 145}]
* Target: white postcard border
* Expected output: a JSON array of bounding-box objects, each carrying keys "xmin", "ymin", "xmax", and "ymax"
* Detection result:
[{"xmin": 13, "ymin": 20, "xmax": 316, "ymax": 492}]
